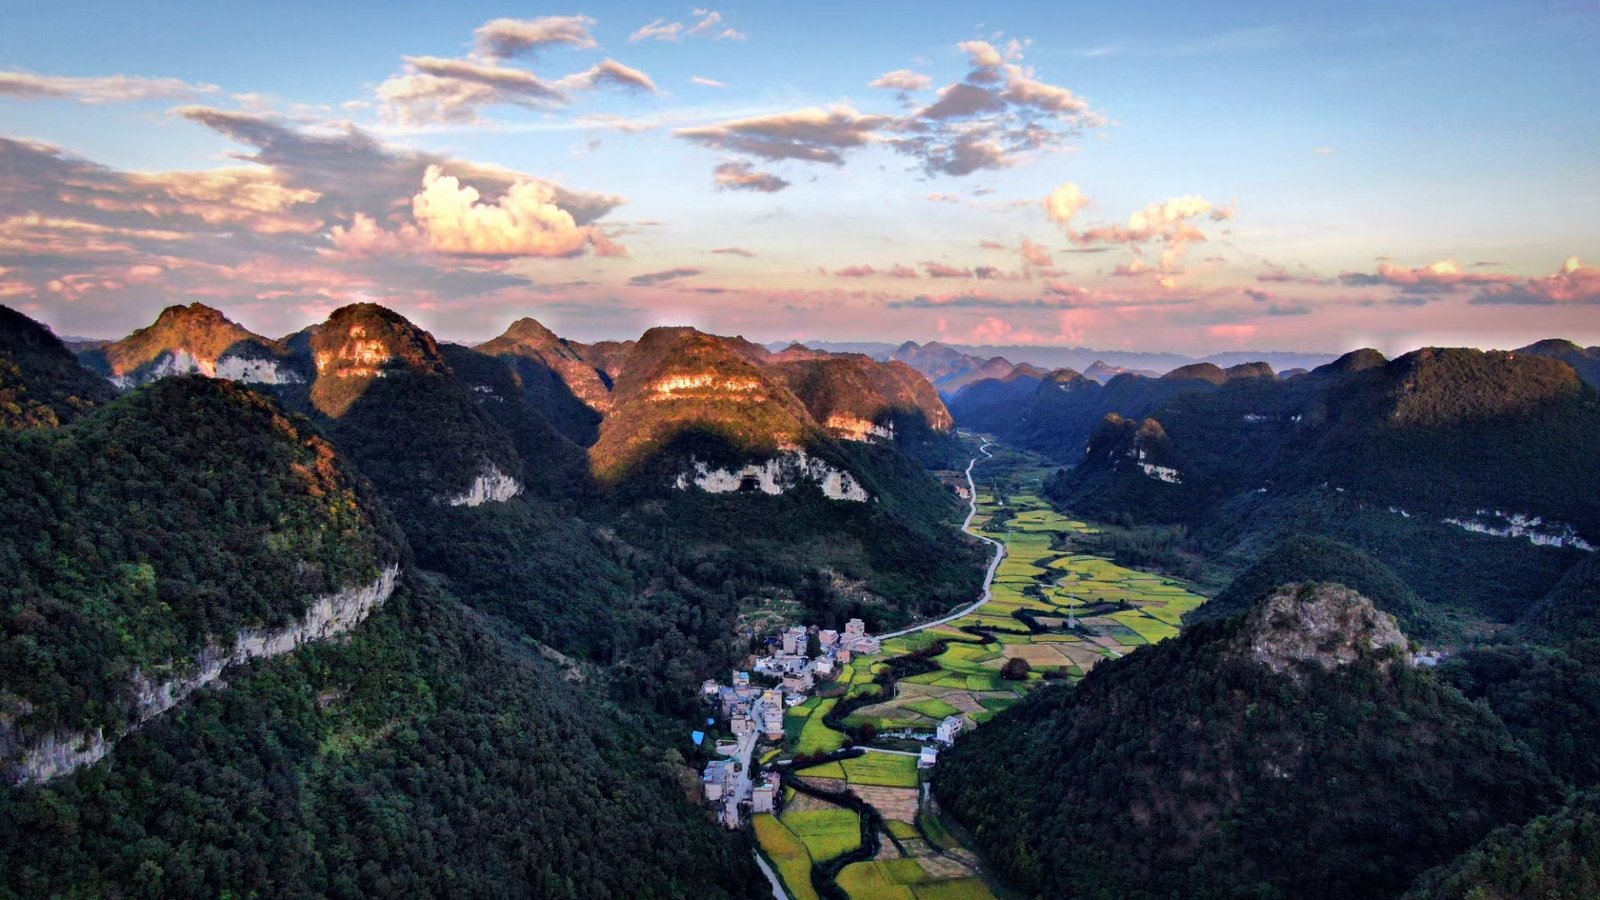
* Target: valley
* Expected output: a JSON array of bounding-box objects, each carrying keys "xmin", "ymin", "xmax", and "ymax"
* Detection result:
[{"xmin": 741, "ymin": 434, "xmax": 1208, "ymax": 899}]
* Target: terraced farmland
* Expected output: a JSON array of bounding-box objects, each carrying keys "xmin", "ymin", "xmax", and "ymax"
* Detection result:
[{"xmin": 757, "ymin": 438, "xmax": 1207, "ymax": 900}]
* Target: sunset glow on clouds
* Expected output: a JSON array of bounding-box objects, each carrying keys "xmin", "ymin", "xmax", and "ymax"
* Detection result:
[{"xmin": 0, "ymin": 2, "xmax": 1595, "ymax": 353}]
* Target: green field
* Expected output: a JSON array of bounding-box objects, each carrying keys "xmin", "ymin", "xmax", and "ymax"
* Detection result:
[
  {"xmin": 754, "ymin": 813, "xmax": 820, "ymax": 900},
  {"xmin": 781, "ymin": 806, "xmax": 862, "ymax": 861},
  {"xmin": 840, "ymin": 751, "xmax": 920, "ymax": 788}
]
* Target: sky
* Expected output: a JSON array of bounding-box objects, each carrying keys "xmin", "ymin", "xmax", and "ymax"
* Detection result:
[{"xmin": 2, "ymin": 1, "xmax": 1596, "ymax": 356}]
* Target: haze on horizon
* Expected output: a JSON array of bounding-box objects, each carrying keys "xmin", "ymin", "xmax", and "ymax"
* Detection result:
[{"xmin": 1, "ymin": 0, "xmax": 1595, "ymax": 357}]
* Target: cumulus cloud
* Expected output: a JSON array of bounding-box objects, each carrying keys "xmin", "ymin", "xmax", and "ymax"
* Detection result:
[
  {"xmin": 711, "ymin": 161, "xmax": 790, "ymax": 192},
  {"xmin": 0, "ymin": 70, "xmax": 219, "ymax": 103},
  {"xmin": 630, "ymin": 9, "xmax": 745, "ymax": 43},
  {"xmin": 474, "ymin": 16, "xmax": 597, "ymax": 59},
  {"xmin": 869, "ymin": 69, "xmax": 932, "ymax": 91},
  {"xmin": 329, "ymin": 165, "xmax": 625, "ymax": 258},
  {"xmin": 174, "ymin": 107, "xmax": 623, "ymax": 227},
  {"xmin": 629, "ymin": 266, "xmax": 704, "ymax": 286},
  {"xmin": 1043, "ymin": 182, "xmax": 1088, "ymax": 225}
]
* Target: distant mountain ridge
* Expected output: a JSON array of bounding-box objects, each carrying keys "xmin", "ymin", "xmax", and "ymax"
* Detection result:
[{"xmin": 786, "ymin": 338, "xmax": 1339, "ymax": 385}]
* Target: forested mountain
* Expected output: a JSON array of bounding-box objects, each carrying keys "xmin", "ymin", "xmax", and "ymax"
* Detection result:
[
  {"xmin": 0, "ymin": 374, "xmax": 402, "ymax": 781},
  {"xmin": 0, "ymin": 575, "xmax": 764, "ymax": 899},
  {"xmin": 948, "ymin": 363, "xmax": 1244, "ymax": 460},
  {"xmin": 0, "ymin": 306, "xmax": 774, "ymax": 894},
  {"xmin": 1408, "ymin": 789, "xmax": 1600, "ymax": 899},
  {"xmin": 935, "ymin": 582, "xmax": 1564, "ymax": 899},
  {"xmin": 0, "ymin": 305, "xmax": 115, "ymax": 429},
  {"xmin": 1042, "ymin": 347, "xmax": 1600, "ymax": 630},
  {"xmin": 78, "ymin": 303, "xmax": 304, "ymax": 387},
  {"xmin": 1521, "ymin": 339, "xmax": 1600, "ymax": 389}
]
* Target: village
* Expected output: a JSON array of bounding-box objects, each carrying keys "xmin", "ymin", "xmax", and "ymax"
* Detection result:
[{"xmin": 696, "ymin": 617, "xmax": 964, "ymax": 829}]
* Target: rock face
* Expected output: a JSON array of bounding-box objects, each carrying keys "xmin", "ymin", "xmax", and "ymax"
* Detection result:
[
  {"xmin": 109, "ymin": 347, "xmax": 305, "ymax": 388},
  {"xmin": 1, "ymin": 565, "xmax": 400, "ymax": 785},
  {"xmin": 446, "ymin": 462, "xmax": 524, "ymax": 507},
  {"xmin": 79, "ymin": 303, "xmax": 302, "ymax": 388},
  {"xmin": 672, "ymin": 450, "xmax": 870, "ymax": 502},
  {"xmin": 1241, "ymin": 582, "xmax": 1411, "ymax": 678}
]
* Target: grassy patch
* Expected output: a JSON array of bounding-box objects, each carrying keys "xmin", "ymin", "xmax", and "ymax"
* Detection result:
[
  {"xmin": 754, "ymin": 813, "xmax": 820, "ymax": 900},
  {"xmin": 782, "ymin": 806, "xmax": 861, "ymax": 861},
  {"xmin": 841, "ymin": 751, "xmax": 921, "ymax": 788}
]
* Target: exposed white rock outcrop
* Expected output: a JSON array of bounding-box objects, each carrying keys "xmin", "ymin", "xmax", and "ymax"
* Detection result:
[
  {"xmin": 111, "ymin": 348, "xmax": 304, "ymax": 388},
  {"xmin": 445, "ymin": 463, "xmax": 524, "ymax": 507},
  {"xmin": 1133, "ymin": 448, "xmax": 1181, "ymax": 484},
  {"xmin": 1443, "ymin": 510, "xmax": 1595, "ymax": 551},
  {"xmin": 672, "ymin": 450, "xmax": 870, "ymax": 502},
  {"xmin": 2, "ymin": 564, "xmax": 400, "ymax": 785},
  {"xmin": 1243, "ymin": 582, "xmax": 1411, "ymax": 680},
  {"xmin": 824, "ymin": 414, "xmax": 894, "ymax": 443}
]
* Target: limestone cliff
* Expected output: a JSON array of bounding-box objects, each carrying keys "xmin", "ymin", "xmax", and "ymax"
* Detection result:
[{"xmin": 1, "ymin": 565, "xmax": 400, "ymax": 784}]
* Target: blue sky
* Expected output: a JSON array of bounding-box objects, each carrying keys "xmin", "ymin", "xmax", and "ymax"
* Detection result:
[{"xmin": 2, "ymin": 1, "xmax": 1595, "ymax": 353}]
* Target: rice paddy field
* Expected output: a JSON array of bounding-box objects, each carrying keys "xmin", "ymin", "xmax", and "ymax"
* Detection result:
[
  {"xmin": 757, "ymin": 438, "xmax": 1208, "ymax": 900},
  {"xmin": 838, "ymin": 448, "xmax": 1206, "ymax": 738}
]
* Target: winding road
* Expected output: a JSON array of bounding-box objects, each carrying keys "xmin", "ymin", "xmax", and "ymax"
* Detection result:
[
  {"xmin": 755, "ymin": 436, "xmax": 1007, "ymax": 899},
  {"xmin": 874, "ymin": 439, "xmax": 1007, "ymax": 642}
]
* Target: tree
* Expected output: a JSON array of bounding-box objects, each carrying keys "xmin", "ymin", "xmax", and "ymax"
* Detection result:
[{"xmin": 1001, "ymin": 658, "xmax": 1032, "ymax": 680}]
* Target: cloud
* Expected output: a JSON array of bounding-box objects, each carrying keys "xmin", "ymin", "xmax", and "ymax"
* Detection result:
[
  {"xmin": 174, "ymin": 107, "xmax": 623, "ymax": 226},
  {"xmin": 474, "ymin": 16, "xmax": 597, "ymax": 59},
  {"xmin": 1017, "ymin": 238, "xmax": 1056, "ymax": 265},
  {"xmin": 1042, "ymin": 183, "xmax": 1088, "ymax": 225},
  {"xmin": 924, "ymin": 262, "xmax": 973, "ymax": 278},
  {"xmin": 1267, "ymin": 302, "xmax": 1311, "ymax": 316},
  {"xmin": 0, "ymin": 70, "xmax": 219, "ymax": 104},
  {"xmin": 711, "ymin": 161, "xmax": 790, "ymax": 192},
  {"xmin": 869, "ymin": 70, "xmax": 932, "ymax": 91},
  {"xmin": 629, "ymin": 266, "xmax": 705, "ymax": 286},
  {"xmin": 329, "ymin": 165, "xmax": 625, "ymax": 258},
  {"xmin": 630, "ymin": 9, "xmax": 745, "ymax": 43},
  {"xmin": 710, "ymin": 246, "xmax": 756, "ymax": 257},
  {"xmin": 374, "ymin": 17, "xmax": 657, "ymax": 125},
  {"xmin": 832, "ymin": 265, "xmax": 878, "ymax": 277},
  {"xmin": 1072, "ymin": 195, "xmax": 1226, "ymax": 246},
  {"xmin": 557, "ymin": 59, "xmax": 659, "ymax": 94},
  {"xmin": 1470, "ymin": 257, "xmax": 1600, "ymax": 306},
  {"xmin": 1338, "ymin": 258, "xmax": 1518, "ymax": 292},
  {"xmin": 691, "ymin": 76, "xmax": 729, "ymax": 88},
  {"xmin": 677, "ymin": 106, "xmax": 888, "ymax": 164},
  {"xmin": 679, "ymin": 37, "xmax": 1102, "ymax": 183}
]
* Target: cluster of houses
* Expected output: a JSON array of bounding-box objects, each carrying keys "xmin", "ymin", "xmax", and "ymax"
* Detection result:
[{"xmin": 695, "ymin": 617, "xmax": 970, "ymax": 824}]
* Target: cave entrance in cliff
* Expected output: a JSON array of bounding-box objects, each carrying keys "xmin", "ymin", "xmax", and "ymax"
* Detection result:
[{"xmin": 739, "ymin": 474, "xmax": 761, "ymax": 493}]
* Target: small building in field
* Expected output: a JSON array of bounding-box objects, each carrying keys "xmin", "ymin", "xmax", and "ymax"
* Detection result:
[
  {"xmin": 936, "ymin": 715, "xmax": 964, "ymax": 745},
  {"xmin": 918, "ymin": 746, "xmax": 939, "ymax": 769},
  {"xmin": 782, "ymin": 671, "xmax": 815, "ymax": 694}
]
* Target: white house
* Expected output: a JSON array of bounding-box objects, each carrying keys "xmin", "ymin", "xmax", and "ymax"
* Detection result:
[{"xmin": 936, "ymin": 715, "xmax": 964, "ymax": 744}]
